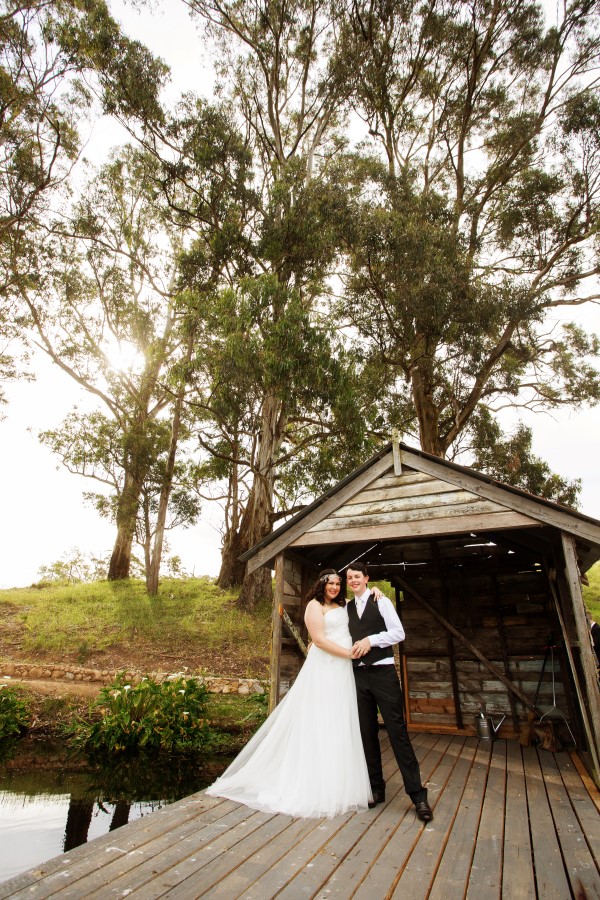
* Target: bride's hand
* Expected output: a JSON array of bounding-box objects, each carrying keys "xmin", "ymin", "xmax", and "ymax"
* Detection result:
[{"xmin": 371, "ymin": 586, "xmax": 383, "ymax": 601}]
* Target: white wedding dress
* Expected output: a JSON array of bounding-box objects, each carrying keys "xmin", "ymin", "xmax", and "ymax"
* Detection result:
[{"xmin": 206, "ymin": 605, "xmax": 372, "ymax": 818}]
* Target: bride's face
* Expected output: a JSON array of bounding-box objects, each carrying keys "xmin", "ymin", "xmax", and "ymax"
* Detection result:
[{"xmin": 324, "ymin": 578, "xmax": 341, "ymax": 601}]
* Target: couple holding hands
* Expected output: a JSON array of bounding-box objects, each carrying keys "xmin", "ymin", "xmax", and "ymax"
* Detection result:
[{"xmin": 207, "ymin": 562, "xmax": 433, "ymax": 824}]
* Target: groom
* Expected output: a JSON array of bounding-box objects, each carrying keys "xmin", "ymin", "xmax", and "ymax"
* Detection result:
[{"xmin": 347, "ymin": 563, "xmax": 433, "ymax": 822}]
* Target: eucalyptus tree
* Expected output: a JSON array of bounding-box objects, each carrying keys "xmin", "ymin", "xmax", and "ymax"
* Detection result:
[
  {"xmin": 176, "ymin": 0, "xmax": 370, "ymax": 608},
  {"xmin": 335, "ymin": 0, "xmax": 600, "ymax": 470},
  {"xmin": 20, "ymin": 147, "xmax": 201, "ymax": 586},
  {"xmin": 0, "ymin": 0, "xmax": 167, "ymax": 404}
]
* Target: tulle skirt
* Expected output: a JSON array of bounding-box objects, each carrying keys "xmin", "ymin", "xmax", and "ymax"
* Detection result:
[{"xmin": 206, "ymin": 634, "xmax": 372, "ymax": 818}]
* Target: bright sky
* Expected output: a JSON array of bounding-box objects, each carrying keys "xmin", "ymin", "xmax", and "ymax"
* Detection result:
[{"xmin": 1, "ymin": 0, "xmax": 599, "ymax": 589}]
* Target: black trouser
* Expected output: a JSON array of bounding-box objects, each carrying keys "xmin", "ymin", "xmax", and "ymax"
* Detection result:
[{"xmin": 354, "ymin": 664, "xmax": 427, "ymax": 803}]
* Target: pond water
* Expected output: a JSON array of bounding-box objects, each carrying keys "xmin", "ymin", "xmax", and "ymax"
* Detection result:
[{"xmin": 0, "ymin": 739, "xmax": 230, "ymax": 885}]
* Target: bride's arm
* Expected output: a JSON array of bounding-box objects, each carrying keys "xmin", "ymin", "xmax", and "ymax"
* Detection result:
[{"xmin": 304, "ymin": 600, "xmax": 352, "ymax": 659}]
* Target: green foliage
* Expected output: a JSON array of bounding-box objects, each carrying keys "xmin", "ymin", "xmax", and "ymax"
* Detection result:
[
  {"xmin": 0, "ymin": 685, "xmax": 30, "ymax": 739},
  {"xmin": 583, "ymin": 562, "xmax": 600, "ymax": 622},
  {"xmin": 67, "ymin": 674, "xmax": 211, "ymax": 755},
  {"xmin": 469, "ymin": 410, "xmax": 581, "ymax": 508}
]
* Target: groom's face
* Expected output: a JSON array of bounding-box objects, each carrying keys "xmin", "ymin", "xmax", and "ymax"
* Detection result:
[{"xmin": 346, "ymin": 568, "xmax": 369, "ymax": 596}]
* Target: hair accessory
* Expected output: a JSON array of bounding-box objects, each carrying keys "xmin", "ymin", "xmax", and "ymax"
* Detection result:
[{"xmin": 320, "ymin": 571, "xmax": 339, "ymax": 583}]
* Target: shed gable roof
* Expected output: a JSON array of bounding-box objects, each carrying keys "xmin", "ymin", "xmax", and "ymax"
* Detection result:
[{"xmin": 242, "ymin": 442, "xmax": 600, "ymax": 574}]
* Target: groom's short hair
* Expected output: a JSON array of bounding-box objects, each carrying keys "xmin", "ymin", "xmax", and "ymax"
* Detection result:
[{"xmin": 346, "ymin": 562, "xmax": 369, "ymax": 577}]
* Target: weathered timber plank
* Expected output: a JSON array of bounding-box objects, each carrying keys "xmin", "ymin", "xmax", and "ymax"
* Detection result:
[
  {"xmin": 538, "ymin": 750, "xmax": 600, "ymax": 898},
  {"xmin": 466, "ymin": 740, "xmax": 506, "ymax": 899},
  {"xmin": 522, "ymin": 745, "xmax": 572, "ymax": 899},
  {"xmin": 502, "ymin": 741, "xmax": 535, "ymax": 900},
  {"xmin": 292, "ymin": 512, "xmax": 540, "ymax": 546},
  {"xmin": 274, "ymin": 738, "xmax": 430, "ymax": 900},
  {"xmin": 309, "ymin": 498, "xmax": 507, "ymax": 532},
  {"xmin": 331, "ymin": 488, "xmax": 479, "ymax": 519},
  {"xmin": 351, "ymin": 735, "xmax": 455, "ymax": 900},
  {"xmin": 237, "ymin": 739, "xmax": 402, "ymax": 899},
  {"xmin": 402, "ymin": 446, "xmax": 600, "ymax": 544},
  {"xmin": 303, "ymin": 735, "xmax": 434, "ymax": 898},
  {"xmin": 556, "ymin": 753, "xmax": 600, "ymax": 867},
  {"xmin": 129, "ymin": 810, "xmax": 289, "ymax": 899},
  {"xmin": 391, "ymin": 737, "xmax": 475, "ymax": 897},
  {"xmin": 0, "ymin": 794, "xmax": 228, "ymax": 900},
  {"xmin": 370, "ymin": 470, "xmax": 432, "ymax": 487},
  {"xmin": 343, "ymin": 478, "xmax": 460, "ymax": 506},
  {"xmin": 80, "ymin": 802, "xmax": 263, "ymax": 900},
  {"xmin": 276, "ymin": 734, "xmax": 439, "ymax": 900},
  {"xmin": 428, "ymin": 741, "xmax": 490, "ymax": 900},
  {"xmin": 197, "ymin": 815, "xmax": 323, "ymax": 898}
]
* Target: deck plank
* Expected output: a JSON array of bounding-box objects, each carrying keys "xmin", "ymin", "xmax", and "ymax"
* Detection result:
[
  {"xmin": 501, "ymin": 741, "xmax": 535, "ymax": 900},
  {"xmin": 428, "ymin": 741, "xmax": 490, "ymax": 900},
  {"xmin": 1, "ymin": 738, "xmax": 598, "ymax": 900},
  {"xmin": 236, "ymin": 737, "xmax": 404, "ymax": 899},
  {"xmin": 466, "ymin": 740, "xmax": 506, "ymax": 899},
  {"xmin": 555, "ymin": 751, "xmax": 600, "ymax": 869},
  {"xmin": 0, "ymin": 794, "xmax": 227, "ymax": 900},
  {"xmin": 538, "ymin": 750, "xmax": 600, "ymax": 899},
  {"xmin": 522, "ymin": 745, "xmax": 572, "ymax": 900},
  {"xmin": 80, "ymin": 802, "xmax": 258, "ymax": 899},
  {"xmin": 391, "ymin": 737, "xmax": 474, "ymax": 897},
  {"xmin": 350, "ymin": 735, "xmax": 455, "ymax": 900}
]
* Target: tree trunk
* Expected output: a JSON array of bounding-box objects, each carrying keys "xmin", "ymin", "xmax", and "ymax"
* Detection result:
[
  {"xmin": 235, "ymin": 392, "xmax": 287, "ymax": 611},
  {"xmin": 147, "ymin": 384, "xmax": 186, "ymax": 595},
  {"xmin": 217, "ymin": 526, "xmax": 246, "ymax": 588},
  {"xmin": 410, "ymin": 364, "xmax": 446, "ymax": 458},
  {"xmin": 108, "ymin": 469, "xmax": 145, "ymax": 580}
]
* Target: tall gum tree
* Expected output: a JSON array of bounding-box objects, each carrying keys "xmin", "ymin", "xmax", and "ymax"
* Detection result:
[
  {"xmin": 0, "ymin": 0, "xmax": 167, "ymax": 405},
  {"xmin": 336, "ymin": 0, "xmax": 600, "ymax": 466},
  {"xmin": 21, "ymin": 148, "xmax": 198, "ymax": 582},
  {"xmin": 183, "ymin": 0, "xmax": 357, "ymax": 609}
]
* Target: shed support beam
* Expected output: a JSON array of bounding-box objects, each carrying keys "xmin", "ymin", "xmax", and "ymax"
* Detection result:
[
  {"xmin": 269, "ymin": 553, "xmax": 285, "ymax": 713},
  {"xmin": 395, "ymin": 575, "xmax": 538, "ymax": 714},
  {"xmin": 556, "ymin": 534, "xmax": 600, "ymax": 783}
]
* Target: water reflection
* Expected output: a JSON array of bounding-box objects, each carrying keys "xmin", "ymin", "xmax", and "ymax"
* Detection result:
[{"xmin": 0, "ymin": 740, "xmax": 230, "ymax": 884}]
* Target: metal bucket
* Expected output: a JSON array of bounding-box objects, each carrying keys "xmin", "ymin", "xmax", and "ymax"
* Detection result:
[{"xmin": 474, "ymin": 713, "xmax": 506, "ymax": 740}]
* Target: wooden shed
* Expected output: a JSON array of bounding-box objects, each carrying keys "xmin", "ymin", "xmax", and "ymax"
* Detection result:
[{"xmin": 241, "ymin": 440, "xmax": 600, "ymax": 786}]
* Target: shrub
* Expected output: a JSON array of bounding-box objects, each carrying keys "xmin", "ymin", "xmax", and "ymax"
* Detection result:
[
  {"xmin": 0, "ymin": 685, "xmax": 30, "ymax": 739},
  {"xmin": 68, "ymin": 673, "xmax": 212, "ymax": 755}
]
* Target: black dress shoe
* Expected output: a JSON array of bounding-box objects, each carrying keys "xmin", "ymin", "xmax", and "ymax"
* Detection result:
[
  {"xmin": 368, "ymin": 790, "xmax": 385, "ymax": 809},
  {"xmin": 415, "ymin": 800, "xmax": 433, "ymax": 822}
]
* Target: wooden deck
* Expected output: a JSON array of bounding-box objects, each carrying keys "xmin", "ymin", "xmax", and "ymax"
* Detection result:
[{"xmin": 1, "ymin": 733, "xmax": 599, "ymax": 899}]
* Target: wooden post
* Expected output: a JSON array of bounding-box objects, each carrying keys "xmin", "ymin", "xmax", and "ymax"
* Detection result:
[
  {"xmin": 392, "ymin": 428, "xmax": 403, "ymax": 476},
  {"xmin": 557, "ymin": 534, "xmax": 600, "ymax": 782},
  {"xmin": 269, "ymin": 553, "xmax": 285, "ymax": 714}
]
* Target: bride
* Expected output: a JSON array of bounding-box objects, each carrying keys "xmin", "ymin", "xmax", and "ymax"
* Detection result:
[{"xmin": 205, "ymin": 569, "xmax": 373, "ymax": 818}]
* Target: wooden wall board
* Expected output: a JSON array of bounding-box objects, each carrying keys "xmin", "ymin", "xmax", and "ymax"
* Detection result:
[
  {"xmin": 308, "ymin": 498, "xmax": 512, "ymax": 532},
  {"xmin": 291, "ymin": 512, "xmax": 540, "ymax": 546}
]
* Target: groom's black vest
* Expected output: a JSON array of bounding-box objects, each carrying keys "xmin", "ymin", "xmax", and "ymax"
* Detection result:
[{"xmin": 347, "ymin": 594, "xmax": 394, "ymax": 668}]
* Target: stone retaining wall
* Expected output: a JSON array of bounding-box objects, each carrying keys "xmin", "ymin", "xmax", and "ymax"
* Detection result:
[{"xmin": 0, "ymin": 662, "xmax": 265, "ymax": 696}]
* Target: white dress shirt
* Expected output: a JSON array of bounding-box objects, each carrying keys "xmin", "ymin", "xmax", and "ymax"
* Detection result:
[{"xmin": 354, "ymin": 589, "xmax": 405, "ymax": 666}]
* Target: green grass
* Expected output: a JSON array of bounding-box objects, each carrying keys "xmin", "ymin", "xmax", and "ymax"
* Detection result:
[
  {"xmin": 583, "ymin": 561, "xmax": 600, "ymax": 621},
  {"xmin": 0, "ymin": 577, "xmax": 271, "ymax": 674}
]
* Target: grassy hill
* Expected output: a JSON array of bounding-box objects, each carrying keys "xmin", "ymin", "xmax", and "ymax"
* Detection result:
[{"xmin": 0, "ymin": 577, "xmax": 271, "ymax": 679}]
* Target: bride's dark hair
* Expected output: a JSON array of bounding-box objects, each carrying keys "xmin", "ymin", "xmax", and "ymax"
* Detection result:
[{"xmin": 305, "ymin": 568, "xmax": 345, "ymax": 606}]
